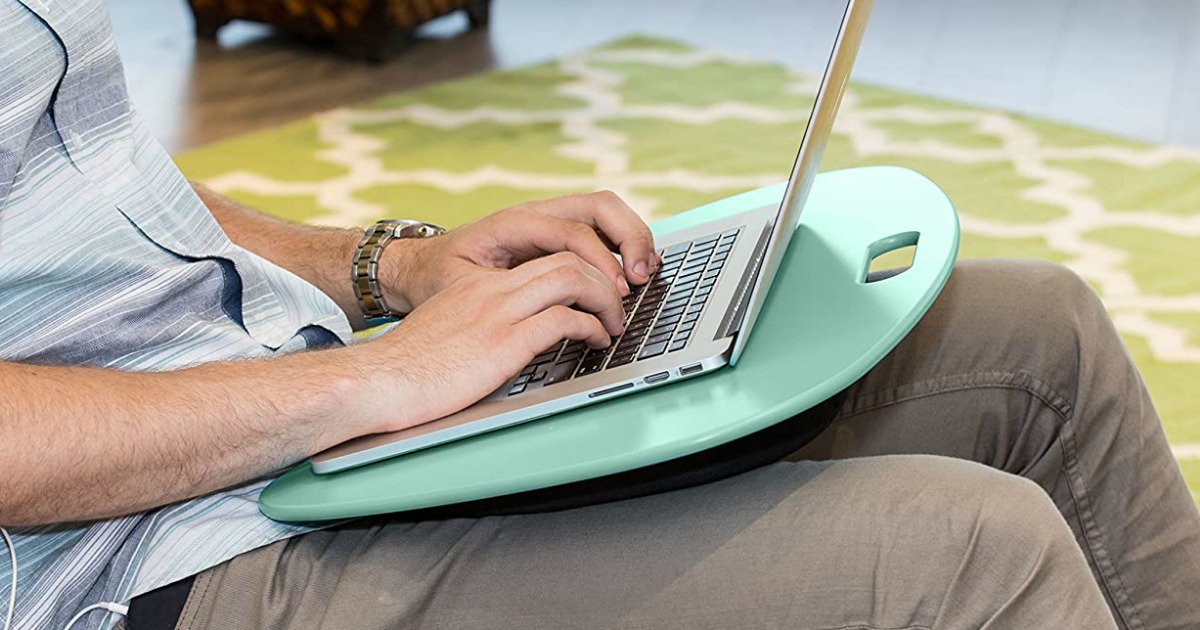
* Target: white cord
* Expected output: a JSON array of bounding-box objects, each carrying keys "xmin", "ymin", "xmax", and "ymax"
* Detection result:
[
  {"xmin": 2, "ymin": 527, "xmax": 15, "ymax": 630},
  {"xmin": 62, "ymin": 602, "xmax": 128, "ymax": 630},
  {"xmin": 1, "ymin": 526, "xmax": 127, "ymax": 630}
]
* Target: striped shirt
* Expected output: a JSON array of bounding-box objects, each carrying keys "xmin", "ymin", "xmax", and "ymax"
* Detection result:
[{"xmin": 0, "ymin": 1, "xmax": 356, "ymax": 627}]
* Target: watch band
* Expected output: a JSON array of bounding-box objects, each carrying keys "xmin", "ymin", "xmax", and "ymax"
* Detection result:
[{"xmin": 352, "ymin": 219, "xmax": 445, "ymax": 322}]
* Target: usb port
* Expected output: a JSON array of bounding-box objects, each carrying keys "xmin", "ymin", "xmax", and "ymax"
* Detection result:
[{"xmin": 679, "ymin": 363, "xmax": 703, "ymax": 376}]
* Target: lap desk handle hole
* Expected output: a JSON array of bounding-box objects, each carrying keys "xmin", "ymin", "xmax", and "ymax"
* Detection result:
[{"xmin": 863, "ymin": 231, "xmax": 920, "ymax": 283}]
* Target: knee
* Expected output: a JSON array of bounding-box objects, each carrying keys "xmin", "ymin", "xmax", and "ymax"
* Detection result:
[
  {"xmin": 967, "ymin": 463, "xmax": 1076, "ymax": 552},
  {"xmin": 947, "ymin": 259, "xmax": 1102, "ymax": 344},
  {"xmin": 865, "ymin": 456, "xmax": 1077, "ymax": 557},
  {"xmin": 935, "ymin": 260, "xmax": 1113, "ymax": 388},
  {"xmin": 871, "ymin": 457, "xmax": 1108, "ymax": 625}
]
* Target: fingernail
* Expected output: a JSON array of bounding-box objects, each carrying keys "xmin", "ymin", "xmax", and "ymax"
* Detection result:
[
  {"xmin": 619, "ymin": 276, "xmax": 631, "ymax": 295},
  {"xmin": 634, "ymin": 261, "xmax": 648, "ymax": 277}
]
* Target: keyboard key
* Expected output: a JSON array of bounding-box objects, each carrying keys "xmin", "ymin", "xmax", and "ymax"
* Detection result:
[
  {"xmin": 643, "ymin": 283, "xmax": 669, "ymax": 298},
  {"xmin": 631, "ymin": 311, "xmax": 657, "ymax": 327},
  {"xmin": 699, "ymin": 276, "xmax": 718, "ymax": 289},
  {"xmin": 712, "ymin": 251, "xmax": 730, "ymax": 263},
  {"xmin": 672, "ymin": 278, "xmax": 699, "ymax": 293},
  {"xmin": 617, "ymin": 327, "xmax": 646, "ymax": 345},
  {"xmin": 664, "ymin": 242, "xmax": 691, "ymax": 257},
  {"xmin": 607, "ymin": 352, "xmax": 637, "ymax": 368},
  {"xmin": 677, "ymin": 320, "xmax": 696, "ymax": 334},
  {"xmin": 624, "ymin": 318, "xmax": 652, "ymax": 336},
  {"xmin": 577, "ymin": 355, "xmax": 607, "ymax": 376},
  {"xmin": 695, "ymin": 286, "xmax": 712, "ymax": 299},
  {"xmin": 638, "ymin": 297, "xmax": 666, "ymax": 314},
  {"xmin": 658, "ymin": 265, "xmax": 683, "ymax": 279},
  {"xmin": 668, "ymin": 339, "xmax": 688, "ymax": 352},
  {"xmin": 690, "ymin": 240, "xmax": 718, "ymax": 255},
  {"xmin": 649, "ymin": 323, "xmax": 676, "ymax": 339},
  {"xmin": 544, "ymin": 358, "xmax": 581, "ymax": 384},
  {"xmin": 662, "ymin": 298, "xmax": 690, "ymax": 313},
  {"xmin": 638, "ymin": 340, "xmax": 669, "ymax": 360},
  {"xmin": 646, "ymin": 331, "xmax": 673, "ymax": 346},
  {"xmin": 520, "ymin": 363, "xmax": 537, "ymax": 377},
  {"xmin": 659, "ymin": 305, "xmax": 685, "ymax": 320},
  {"xmin": 530, "ymin": 364, "xmax": 552, "ymax": 382},
  {"xmin": 653, "ymin": 313, "xmax": 682, "ymax": 329},
  {"xmin": 557, "ymin": 347, "xmax": 584, "ymax": 363},
  {"xmin": 682, "ymin": 311, "xmax": 701, "ymax": 324},
  {"xmin": 680, "ymin": 260, "xmax": 707, "ymax": 275},
  {"xmin": 715, "ymin": 242, "xmax": 734, "ymax": 254},
  {"xmin": 686, "ymin": 302, "xmax": 705, "ymax": 314},
  {"xmin": 585, "ymin": 344, "xmax": 611, "ymax": 359},
  {"xmin": 675, "ymin": 270, "xmax": 703, "ymax": 285},
  {"xmin": 531, "ymin": 347, "xmax": 560, "ymax": 365},
  {"xmin": 694, "ymin": 233, "xmax": 720, "ymax": 246},
  {"xmin": 508, "ymin": 382, "xmax": 527, "ymax": 395}
]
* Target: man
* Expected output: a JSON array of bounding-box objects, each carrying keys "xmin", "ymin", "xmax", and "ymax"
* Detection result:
[{"xmin": 1, "ymin": 1, "xmax": 1198, "ymax": 629}]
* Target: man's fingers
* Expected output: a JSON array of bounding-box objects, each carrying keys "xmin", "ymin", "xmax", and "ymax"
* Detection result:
[
  {"xmin": 491, "ymin": 211, "xmax": 631, "ymax": 296},
  {"xmin": 531, "ymin": 191, "xmax": 658, "ymax": 285},
  {"xmin": 501, "ymin": 253, "xmax": 625, "ymax": 336},
  {"xmin": 518, "ymin": 305, "xmax": 611, "ymax": 351}
]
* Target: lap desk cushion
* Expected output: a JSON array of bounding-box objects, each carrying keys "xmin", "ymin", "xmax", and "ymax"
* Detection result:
[{"xmin": 260, "ymin": 166, "xmax": 960, "ymax": 521}]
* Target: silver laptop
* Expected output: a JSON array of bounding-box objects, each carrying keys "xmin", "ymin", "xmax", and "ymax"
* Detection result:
[{"xmin": 313, "ymin": 0, "xmax": 874, "ymax": 474}]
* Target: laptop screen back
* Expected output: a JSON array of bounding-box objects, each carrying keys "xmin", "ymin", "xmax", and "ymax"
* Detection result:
[{"xmin": 729, "ymin": 0, "xmax": 874, "ymax": 365}]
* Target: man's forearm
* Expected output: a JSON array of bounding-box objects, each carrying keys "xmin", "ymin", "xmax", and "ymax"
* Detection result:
[
  {"xmin": 191, "ymin": 183, "xmax": 374, "ymax": 327},
  {"xmin": 0, "ymin": 347, "xmax": 380, "ymax": 526}
]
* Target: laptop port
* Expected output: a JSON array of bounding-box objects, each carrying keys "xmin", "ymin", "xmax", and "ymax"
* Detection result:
[
  {"xmin": 644, "ymin": 371, "xmax": 670, "ymax": 384},
  {"xmin": 679, "ymin": 363, "xmax": 703, "ymax": 376}
]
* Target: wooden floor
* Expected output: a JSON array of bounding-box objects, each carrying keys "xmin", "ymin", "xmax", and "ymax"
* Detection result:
[{"xmin": 107, "ymin": 0, "xmax": 1200, "ymax": 153}]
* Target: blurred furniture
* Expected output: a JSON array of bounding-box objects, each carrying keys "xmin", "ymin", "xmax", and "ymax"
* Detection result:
[{"xmin": 185, "ymin": 0, "xmax": 491, "ymax": 60}]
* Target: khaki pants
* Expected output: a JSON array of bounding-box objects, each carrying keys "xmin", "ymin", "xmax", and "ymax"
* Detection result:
[{"xmin": 174, "ymin": 261, "xmax": 1200, "ymax": 630}]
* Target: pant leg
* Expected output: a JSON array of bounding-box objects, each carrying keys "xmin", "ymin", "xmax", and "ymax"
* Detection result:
[
  {"xmin": 176, "ymin": 455, "xmax": 1114, "ymax": 630},
  {"xmin": 790, "ymin": 259, "xmax": 1200, "ymax": 630}
]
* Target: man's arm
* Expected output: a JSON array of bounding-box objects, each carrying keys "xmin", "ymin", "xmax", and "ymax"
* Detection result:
[
  {"xmin": 0, "ymin": 348, "xmax": 363, "ymax": 526},
  {"xmin": 192, "ymin": 183, "xmax": 373, "ymax": 328},
  {"xmin": 2, "ymin": 189, "xmax": 654, "ymax": 526},
  {"xmin": 193, "ymin": 184, "xmax": 661, "ymax": 328},
  {"xmin": 1, "ymin": 250, "xmax": 625, "ymax": 526}
]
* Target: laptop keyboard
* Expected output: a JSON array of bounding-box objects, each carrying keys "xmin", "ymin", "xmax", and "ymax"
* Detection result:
[{"xmin": 507, "ymin": 227, "xmax": 741, "ymax": 396}]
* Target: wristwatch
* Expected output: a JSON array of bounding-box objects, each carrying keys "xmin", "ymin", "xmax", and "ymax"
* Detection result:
[{"xmin": 352, "ymin": 219, "xmax": 446, "ymax": 322}]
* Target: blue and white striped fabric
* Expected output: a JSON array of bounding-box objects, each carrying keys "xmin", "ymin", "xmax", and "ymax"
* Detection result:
[{"xmin": 1, "ymin": 1, "xmax": 356, "ymax": 627}]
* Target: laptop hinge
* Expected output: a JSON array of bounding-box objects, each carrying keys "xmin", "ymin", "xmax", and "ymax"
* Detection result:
[{"xmin": 716, "ymin": 220, "xmax": 773, "ymax": 339}]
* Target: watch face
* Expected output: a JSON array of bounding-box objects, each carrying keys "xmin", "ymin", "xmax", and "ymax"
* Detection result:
[{"xmin": 396, "ymin": 223, "xmax": 445, "ymax": 238}]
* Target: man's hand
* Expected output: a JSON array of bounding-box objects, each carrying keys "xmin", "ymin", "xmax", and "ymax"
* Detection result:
[
  {"xmin": 378, "ymin": 191, "xmax": 660, "ymax": 314},
  {"xmin": 351, "ymin": 251, "xmax": 629, "ymax": 436}
]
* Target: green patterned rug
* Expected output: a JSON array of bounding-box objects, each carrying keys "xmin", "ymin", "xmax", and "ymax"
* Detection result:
[{"xmin": 175, "ymin": 36, "xmax": 1200, "ymax": 502}]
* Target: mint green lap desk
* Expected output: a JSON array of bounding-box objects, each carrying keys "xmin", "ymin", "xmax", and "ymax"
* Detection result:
[{"xmin": 260, "ymin": 166, "xmax": 960, "ymax": 522}]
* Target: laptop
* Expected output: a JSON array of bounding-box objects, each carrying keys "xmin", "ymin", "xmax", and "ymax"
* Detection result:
[{"xmin": 312, "ymin": 0, "xmax": 874, "ymax": 474}]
